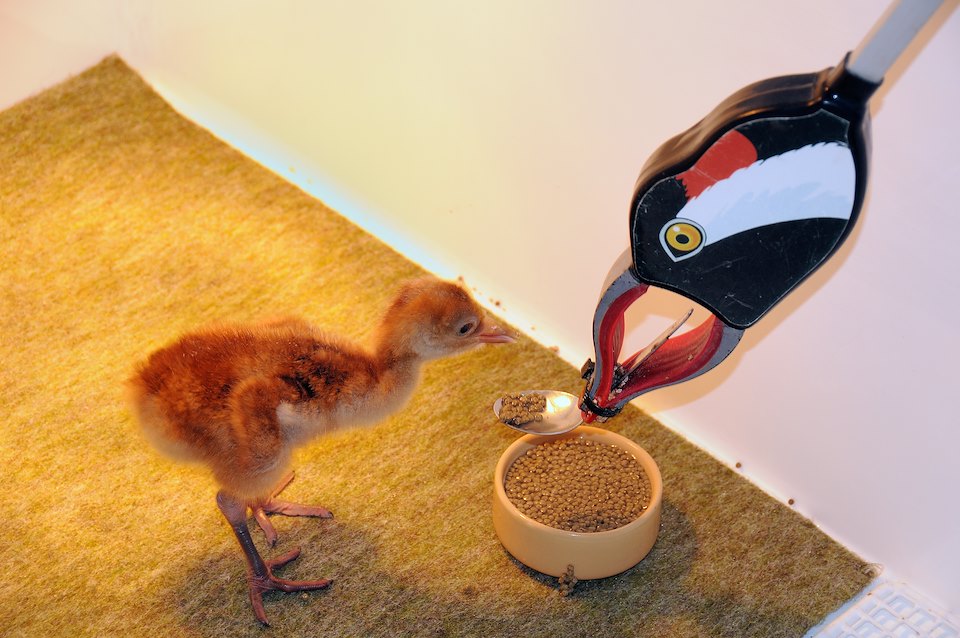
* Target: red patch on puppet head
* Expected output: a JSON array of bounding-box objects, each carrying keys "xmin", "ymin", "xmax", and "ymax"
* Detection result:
[{"xmin": 677, "ymin": 130, "xmax": 757, "ymax": 199}]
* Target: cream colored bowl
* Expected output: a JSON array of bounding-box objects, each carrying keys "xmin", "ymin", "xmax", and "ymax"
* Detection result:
[{"xmin": 492, "ymin": 426, "xmax": 663, "ymax": 579}]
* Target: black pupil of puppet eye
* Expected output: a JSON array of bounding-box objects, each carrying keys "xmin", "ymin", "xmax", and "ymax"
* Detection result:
[
  {"xmin": 675, "ymin": 234, "xmax": 690, "ymax": 245},
  {"xmin": 459, "ymin": 322, "xmax": 474, "ymax": 335}
]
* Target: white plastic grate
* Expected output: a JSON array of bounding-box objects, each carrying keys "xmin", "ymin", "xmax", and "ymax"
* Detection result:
[{"xmin": 808, "ymin": 579, "xmax": 959, "ymax": 638}]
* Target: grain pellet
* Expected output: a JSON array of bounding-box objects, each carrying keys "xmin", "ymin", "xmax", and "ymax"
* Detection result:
[
  {"xmin": 503, "ymin": 438, "xmax": 651, "ymax": 533},
  {"xmin": 499, "ymin": 392, "xmax": 547, "ymax": 426}
]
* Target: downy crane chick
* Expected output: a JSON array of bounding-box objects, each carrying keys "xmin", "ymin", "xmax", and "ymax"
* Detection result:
[{"xmin": 127, "ymin": 278, "xmax": 514, "ymax": 625}]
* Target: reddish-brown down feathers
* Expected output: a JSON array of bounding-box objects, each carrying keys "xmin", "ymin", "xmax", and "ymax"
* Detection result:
[{"xmin": 127, "ymin": 278, "xmax": 513, "ymax": 503}]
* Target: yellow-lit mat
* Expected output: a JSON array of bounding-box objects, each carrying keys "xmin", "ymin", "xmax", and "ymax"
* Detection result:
[{"xmin": 0, "ymin": 57, "xmax": 869, "ymax": 637}]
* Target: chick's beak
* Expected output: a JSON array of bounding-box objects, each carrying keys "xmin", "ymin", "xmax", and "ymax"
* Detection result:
[{"xmin": 476, "ymin": 319, "xmax": 516, "ymax": 344}]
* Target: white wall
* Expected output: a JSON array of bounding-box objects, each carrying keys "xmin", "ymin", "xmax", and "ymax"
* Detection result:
[
  {"xmin": 4, "ymin": 0, "xmax": 958, "ymax": 612},
  {"xmin": 0, "ymin": 0, "xmax": 123, "ymax": 108}
]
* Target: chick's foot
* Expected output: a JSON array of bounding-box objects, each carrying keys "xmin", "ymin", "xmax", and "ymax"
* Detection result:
[
  {"xmin": 218, "ymin": 490, "xmax": 332, "ymax": 626},
  {"xmin": 248, "ymin": 547, "xmax": 332, "ymax": 626},
  {"xmin": 252, "ymin": 471, "xmax": 333, "ymax": 546}
]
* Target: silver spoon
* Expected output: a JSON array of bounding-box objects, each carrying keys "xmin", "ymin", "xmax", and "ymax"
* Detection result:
[{"xmin": 493, "ymin": 390, "xmax": 583, "ymax": 435}]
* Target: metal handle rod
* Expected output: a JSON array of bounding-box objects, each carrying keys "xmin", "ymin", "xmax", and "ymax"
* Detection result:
[{"xmin": 847, "ymin": 0, "xmax": 947, "ymax": 83}]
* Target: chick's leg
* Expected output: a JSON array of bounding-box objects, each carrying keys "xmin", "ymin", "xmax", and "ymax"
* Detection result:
[
  {"xmin": 217, "ymin": 490, "xmax": 331, "ymax": 626},
  {"xmin": 252, "ymin": 471, "xmax": 333, "ymax": 547},
  {"xmin": 228, "ymin": 377, "xmax": 334, "ymax": 546}
]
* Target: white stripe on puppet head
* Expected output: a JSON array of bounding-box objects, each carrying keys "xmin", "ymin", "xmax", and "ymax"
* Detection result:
[{"xmin": 661, "ymin": 142, "xmax": 856, "ymax": 262}]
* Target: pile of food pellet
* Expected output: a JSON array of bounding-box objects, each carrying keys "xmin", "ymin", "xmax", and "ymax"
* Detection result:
[
  {"xmin": 499, "ymin": 392, "xmax": 547, "ymax": 426},
  {"xmin": 558, "ymin": 564, "xmax": 578, "ymax": 596},
  {"xmin": 503, "ymin": 438, "xmax": 651, "ymax": 533}
]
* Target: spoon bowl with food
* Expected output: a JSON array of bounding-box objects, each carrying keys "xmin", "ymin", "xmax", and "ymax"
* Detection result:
[{"xmin": 493, "ymin": 390, "xmax": 582, "ymax": 435}]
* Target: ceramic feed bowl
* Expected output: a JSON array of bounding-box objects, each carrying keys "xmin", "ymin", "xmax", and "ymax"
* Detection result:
[{"xmin": 492, "ymin": 426, "xmax": 662, "ymax": 579}]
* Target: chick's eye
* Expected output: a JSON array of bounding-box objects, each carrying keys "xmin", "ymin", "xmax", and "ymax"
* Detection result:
[{"xmin": 458, "ymin": 321, "xmax": 476, "ymax": 336}]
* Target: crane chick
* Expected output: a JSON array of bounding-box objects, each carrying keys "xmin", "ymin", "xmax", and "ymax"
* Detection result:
[{"xmin": 126, "ymin": 277, "xmax": 514, "ymax": 625}]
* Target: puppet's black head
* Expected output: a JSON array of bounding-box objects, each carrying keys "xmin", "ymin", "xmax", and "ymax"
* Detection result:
[{"xmin": 630, "ymin": 109, "xmax": 867, "ymax": 329}]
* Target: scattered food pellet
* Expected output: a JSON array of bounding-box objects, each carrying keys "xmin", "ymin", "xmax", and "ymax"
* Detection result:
[
  {"xmin": 558, "ymin": 564, "xmax": 578, "ymax": 596},
  {"xmin": 504, "ymin": 437, "xmax": 651, "ymax": 533},
  {"xmin": 861, "ymin": 563, "xmax": 883, "ymax": 577},
  {"xmin": 788, "ymin": 498, "xmax": 795, "ymax": 506},
  {"xmin": 735, "ymin": 461, "xmax": 742, "ymax": 469},
  {"xmin": 499, "ymin": 393, "xmax": 547, "ymax": 426}
]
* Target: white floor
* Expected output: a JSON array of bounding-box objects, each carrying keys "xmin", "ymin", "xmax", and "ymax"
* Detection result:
[{"xmin": 809, "ymin": 580, "xmax": 959, "ymax": 638}]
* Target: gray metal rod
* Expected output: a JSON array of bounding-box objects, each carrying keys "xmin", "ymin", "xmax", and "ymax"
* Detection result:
[{"xmin": 847, "ymin": 0, "xmax": 947, "ymax": 83}]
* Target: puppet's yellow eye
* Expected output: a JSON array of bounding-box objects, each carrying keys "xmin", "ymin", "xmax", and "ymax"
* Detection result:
[
  {"xmin": 664, "ymin": 222, "xmax": 702, "ymax": 252},
  {"xmin": 660, "ymin": 219, "xmax": 705, "ymax": 262}
]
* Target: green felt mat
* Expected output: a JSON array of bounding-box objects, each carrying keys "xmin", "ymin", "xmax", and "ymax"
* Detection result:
[{"xmin": 0, "ymin": 56, "xmax": 870, "ymax": 637}]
